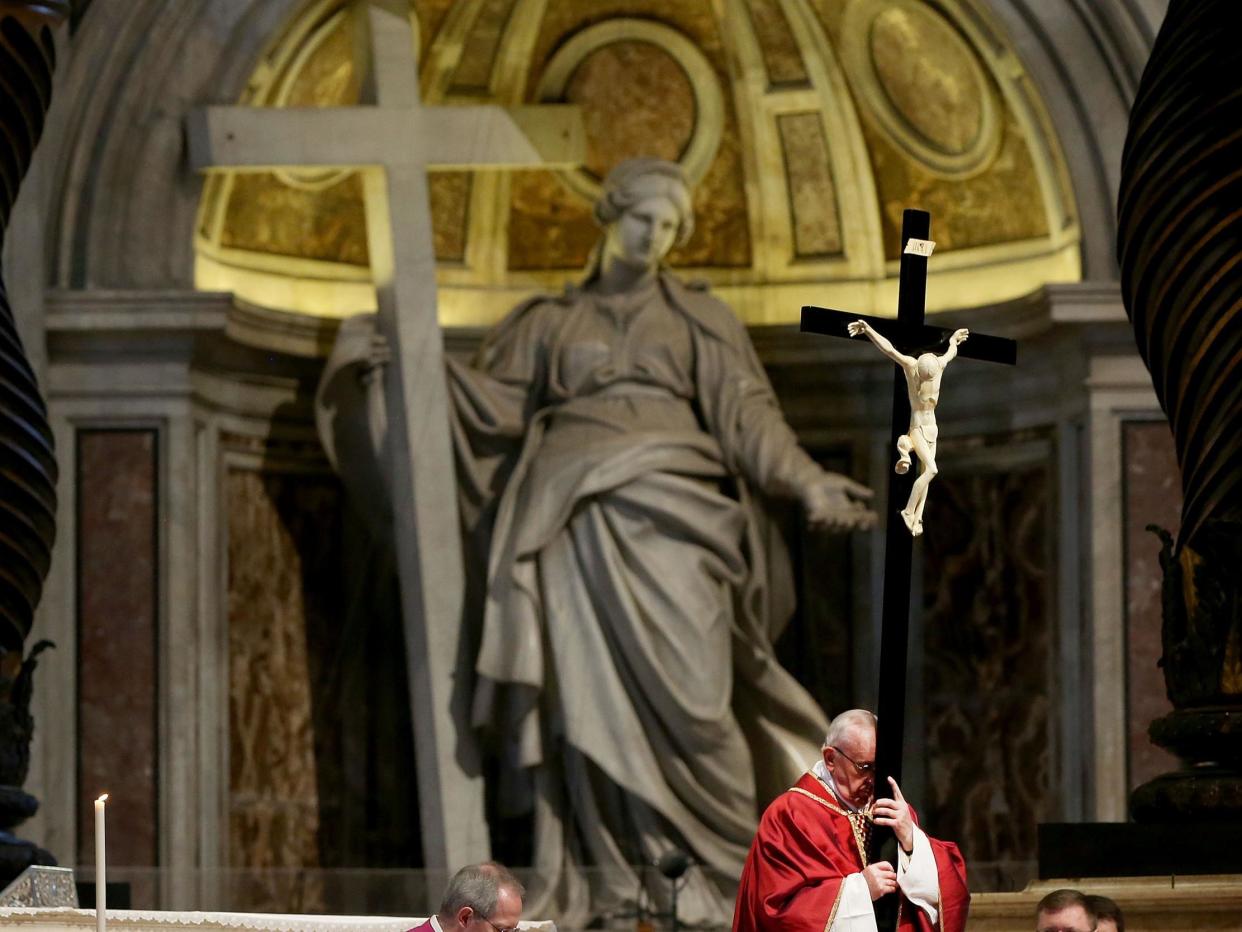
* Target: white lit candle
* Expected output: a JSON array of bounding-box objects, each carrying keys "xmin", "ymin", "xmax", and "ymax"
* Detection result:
[{"xmin": 95, "ymin": 794, "xmax": 107, "ymax": 932}]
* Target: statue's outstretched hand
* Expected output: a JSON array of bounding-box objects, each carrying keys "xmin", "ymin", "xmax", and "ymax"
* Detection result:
[
  {"xmin": 950, "ymin": 328, "xmax": 970, "ymax": 346},
  {"xmin": 804, "ymin": 473, "xmax": 877, "ymax": 532},
  {"xmin": 847, "ymin": 320, "xmax": 869, "ymax": 338}
]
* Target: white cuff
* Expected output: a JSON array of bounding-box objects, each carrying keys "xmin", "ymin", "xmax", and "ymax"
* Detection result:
[
  {"xmin": 828, "ymin": 872, "xmax": 877, "ymax": 932},
  {"xmin": 896, "ymin": 827, "xmax": 940, "ymax": 927}
]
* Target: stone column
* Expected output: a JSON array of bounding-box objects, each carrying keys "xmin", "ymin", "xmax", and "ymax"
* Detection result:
[
  {"xmin": 1117, "ymin": 0, "xmax": 1242, "ymax": 820},
  {"xmin": 0, "ymin": 0, "xmax": 74, "ymax": 885}
]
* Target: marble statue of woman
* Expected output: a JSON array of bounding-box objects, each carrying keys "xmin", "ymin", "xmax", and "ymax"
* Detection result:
[{"xmin": 317, "ymin": 159, "xmax": 875, "ymax": 924}]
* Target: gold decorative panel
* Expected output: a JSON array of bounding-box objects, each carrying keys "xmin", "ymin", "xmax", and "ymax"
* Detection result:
[
  {"xmin": 221, "ymin": 172, "xmax": 370, "ymax": 266},
  {"xmin": 195, "ymin": 0, "xmax": 1080, "ymax": 331},
  {"xmin": 413, "ymin": 0, "xmax": 455, "ymax": 61},
  {"xmin": 849, "ymin": 1, "xmax": 1002, "ymax": 177},
  {"xmin": 567, "ymin": 40, "xmax": 695, "ymax": 177},
  {"xmin": 447, "ymin": 0, "xmax": 519, "ymax": 95},
  {"xmin": 518, "ymin": 5, "xmax": 751, "ymax": 269},
  {"xmin": 507, "ymin": 170, "xmax": 597, "ymax": 271},
  {"xmin": 196, "ymin": 1, "xmax": 471, "ymax": 307},
  {"xmin": 871, "ymin": 10, "xmax": 979, "ymax": 154},
  {"xmin": 510, "ymin": 33, "xmax": 701, "ymax": 272},
  {"xmin": 777, "ymin": 112, "xmax": 843, "ymax": 258},
  {"xmin": 863, "ymin": 112, "xmax": 1049, "ymax": 260},
  {"xmin": 429, "ymin": 172, "xmax": 471, "ymax": 263},
  {"xmin": 746, "ymin": 0, "xmax": 808, "ymax": 87}
]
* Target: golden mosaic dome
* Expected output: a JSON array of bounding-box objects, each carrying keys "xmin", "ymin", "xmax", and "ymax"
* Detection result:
[{"xmin": 194, "ymin": 0, "xmax": 1080, "ymax": 330}]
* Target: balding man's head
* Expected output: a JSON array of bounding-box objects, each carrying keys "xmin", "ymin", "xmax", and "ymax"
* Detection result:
[
  {"xmin": 1036, "ymin": 889, "xmax": 1096, "ymax": 932},
  {"xmin": 821, "ymin": 710, "xmax": 877, "ymax": 808},
  {"xmin": 438, "ymin": 862, "xmax": 524, "ymax": 932}
]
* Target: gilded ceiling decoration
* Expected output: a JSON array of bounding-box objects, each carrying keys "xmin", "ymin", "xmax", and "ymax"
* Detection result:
[{"xmin": 195, "ymin": 0, "xmax": 1081, "ymax": 336}]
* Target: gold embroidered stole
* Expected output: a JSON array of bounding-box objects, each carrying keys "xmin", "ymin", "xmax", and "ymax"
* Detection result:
[{"xmin": 789, "ymin": 785, "xmax": 873, "ymax": 867}]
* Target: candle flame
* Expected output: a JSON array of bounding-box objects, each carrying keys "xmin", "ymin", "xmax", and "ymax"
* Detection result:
[{"xmin": 97, "ymin": 793, "xmax": 108, "ymax": 802}]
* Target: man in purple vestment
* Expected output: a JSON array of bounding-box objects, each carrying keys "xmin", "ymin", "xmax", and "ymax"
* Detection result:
[{"xmin": 406, "ymin": 862, "xmax": 524, "ymax": 932}]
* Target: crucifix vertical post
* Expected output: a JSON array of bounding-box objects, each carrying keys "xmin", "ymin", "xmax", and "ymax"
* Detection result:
[
  {"xmin": 870, "ymin": 209, "xmax": 930, "ymax": 856},
  {"xmin": 801, "ymin": 208, "xmax": 1017, "ymax": 929}
]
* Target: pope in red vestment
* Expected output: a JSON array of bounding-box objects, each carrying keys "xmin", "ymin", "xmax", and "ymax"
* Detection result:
[{"xmin": 732, "ymin": 711, "xmax": 969, "ymax": 932}]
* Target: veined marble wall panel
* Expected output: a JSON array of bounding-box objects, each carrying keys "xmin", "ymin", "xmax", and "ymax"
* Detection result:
[
  {"xmin": 225, "ymin": 462, "xmax": 341, "ymax": 911},
  {"xmin": 919, "ymin": 436, "xmax": 1054, "ymax": 891},
  {"xmin": 76, "ymin": 429, "xmax": 159, "ymax": 872},
  {"xmin": 1122, "ymin": 420, "xmax": 1180, "ymax": 792},
  {"xmin": 223, "ymin": 435, "xmax": 421, "ymax": 910},
  {"xmin": 776, "ymin": 111, "xmax": 843, "ymax": 258}
]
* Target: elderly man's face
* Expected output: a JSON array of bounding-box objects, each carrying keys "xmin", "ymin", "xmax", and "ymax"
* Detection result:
[
  {"xmin": 823, "ymin": 725, "xmax": 876, "ymax": 809},
  {"xmin": 1036, "ymin": 905, "xmax": 1095, "ymax": 932}
]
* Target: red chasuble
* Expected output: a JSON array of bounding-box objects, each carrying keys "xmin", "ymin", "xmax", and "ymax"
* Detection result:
[{"xmin": 732, "ymin": 773, "xmax": 969, "ymax": 932}]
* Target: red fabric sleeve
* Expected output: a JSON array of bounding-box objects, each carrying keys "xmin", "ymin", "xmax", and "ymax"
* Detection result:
[
  {"xmin": 928, "ymin": 839, "xmax": 970, "ymax": 932},
  {"xmin": 733, "ymin": 788, "xmax": 865, "ymax": 932},
  {"xmin": 897, "ymin": 837, "xmax": 970, "ymax": 932}
]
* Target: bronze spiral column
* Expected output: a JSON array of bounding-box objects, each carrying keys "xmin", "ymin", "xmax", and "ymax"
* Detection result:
[
  {"xmin": 1117, "ymin": 0, "xmax": 1242, "ymax": 819},
  {"xmin": 0, "ymin": 0, "xmax": 76, "ymax": 882}
]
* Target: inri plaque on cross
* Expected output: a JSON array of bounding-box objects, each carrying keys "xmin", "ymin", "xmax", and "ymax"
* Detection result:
[
  {"xmin": 186, "ymin": 0, "xmax": 584, "ymax": 874},
  {"xmin": 800, "ymin": 210, "xmax": 1016, "ymax": 893}
]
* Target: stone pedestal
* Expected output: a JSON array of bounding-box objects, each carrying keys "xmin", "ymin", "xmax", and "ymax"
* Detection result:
[{"xmin": 0, "ymin": 787, "xmax": 55, "ymax": 888}]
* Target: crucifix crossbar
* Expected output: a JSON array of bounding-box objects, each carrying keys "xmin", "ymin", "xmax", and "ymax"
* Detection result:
[
  {"xmin": 800, "ymin": 210, "xmax": 1016, "ymax": 886},
  {"xmin": 186, "ymin": 0, "xmax": 584, "ymax": 875}
]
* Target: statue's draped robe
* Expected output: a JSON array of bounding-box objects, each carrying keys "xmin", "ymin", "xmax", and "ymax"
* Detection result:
[
  {"xmin": 320, "ymin": 273, "xmax": 835, "ymax": 922},
  {"xmin": 732, "ymin": 773, "xmax": 970, "ymax": 932}
]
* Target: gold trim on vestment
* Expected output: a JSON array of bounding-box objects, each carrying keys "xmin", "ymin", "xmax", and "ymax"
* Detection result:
[
  {"xmin": 824, "ymin": 884, "xmax": 842, "ymax": 932},
  {"xmin": 789, "ymin": 786, "xmax": 873, "ymax": 867}
]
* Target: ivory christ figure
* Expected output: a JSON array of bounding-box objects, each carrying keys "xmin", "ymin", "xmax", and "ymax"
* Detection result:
[
  {"xmin": 847, "ymin": 319, "xmax": 969, "ymax": 537},
  {"xmin": 318, "ymin": 158, "xmax": 876, "ymax": 924}
]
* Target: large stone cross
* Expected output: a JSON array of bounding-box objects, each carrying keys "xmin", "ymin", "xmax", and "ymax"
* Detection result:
[{"xmin": 186, "ymin": 0, "xmax": 583, "ymax": 874}]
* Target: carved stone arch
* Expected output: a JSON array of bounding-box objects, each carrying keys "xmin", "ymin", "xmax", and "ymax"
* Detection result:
[
  {"xmin": 978, "ymin": 0, "xmax": 1164, "ymax": 279},
  {"xmin": 42, "ymin": 0, "xmax": 307, "ymax": 289}
]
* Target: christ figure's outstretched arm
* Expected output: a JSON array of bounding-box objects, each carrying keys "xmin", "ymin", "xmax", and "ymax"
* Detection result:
[{"xmin": 848, "ymin": 319, "xmax": 916, "ymax": 370}]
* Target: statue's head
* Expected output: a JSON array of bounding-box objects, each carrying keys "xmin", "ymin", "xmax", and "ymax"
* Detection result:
[
  {"xmin": 916, "ymin": 353, "xmax": 939, "ymax": 381},
  {"xmin": 593, "ymin": 159, "xmax": 694, "ymax": 270}
]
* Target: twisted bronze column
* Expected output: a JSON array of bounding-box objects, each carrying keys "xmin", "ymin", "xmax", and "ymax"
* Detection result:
[
  {"xmin": 1118, "ymin": 0, "xmax": 1242, "ymax": 819},
  {"xmin": 0, "ymin": 0, "xmax": 74, "ymax": 882}
]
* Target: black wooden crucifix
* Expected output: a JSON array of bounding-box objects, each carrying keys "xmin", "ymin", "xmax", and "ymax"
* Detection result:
[{"xmin": 800, "ymin": 209, "xmax": 1016, "ymax": 880}]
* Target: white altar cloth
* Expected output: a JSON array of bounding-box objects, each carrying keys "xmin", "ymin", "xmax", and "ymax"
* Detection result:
[{"xmin": 0, "ymin": 910, "xmax": 556, "ymax": 932}]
